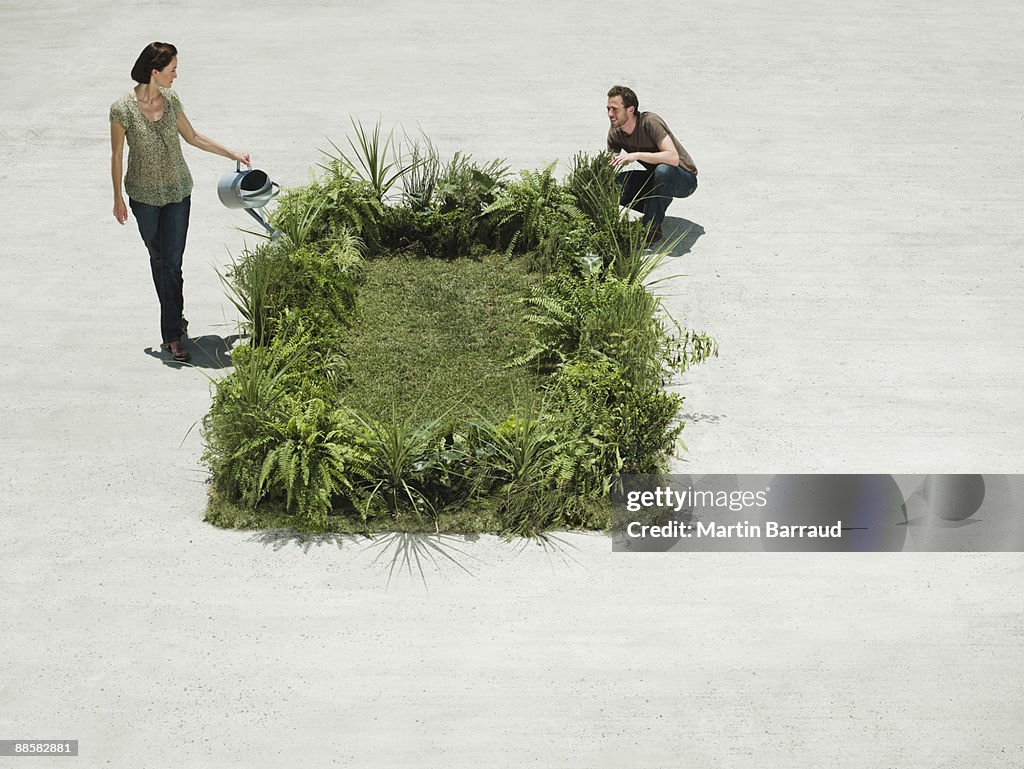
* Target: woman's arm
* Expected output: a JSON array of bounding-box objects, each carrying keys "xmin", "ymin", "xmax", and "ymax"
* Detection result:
[
  {"xmin": 110, "ymin": 121, "xmax": 128, "ymax": 224},
  {"xmin": 176, "ymin": 109, "xmax": 251, "ymax": 166}
]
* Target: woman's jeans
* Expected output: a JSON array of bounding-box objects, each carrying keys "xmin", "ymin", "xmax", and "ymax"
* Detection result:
[
  {"xmin": 616, "ymin": 165, "xmax": 697, "ymax": 229},
  {"xmin": 129, "ymin": 196, "xmax": 190, "ymax": 344}
]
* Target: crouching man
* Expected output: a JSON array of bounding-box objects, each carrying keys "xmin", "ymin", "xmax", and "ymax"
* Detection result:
[{"xmin": 606, "ymin": 85, "xmax": 698, "ymax": 243}]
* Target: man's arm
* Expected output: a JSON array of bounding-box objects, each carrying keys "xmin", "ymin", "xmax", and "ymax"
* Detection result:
[{"xmin": 609, "ymin": 135, "xmax": 679, "ymax": 168}]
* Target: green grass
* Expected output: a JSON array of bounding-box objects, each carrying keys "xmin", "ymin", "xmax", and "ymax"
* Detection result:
[
  {"xmin": 204, "ymin": 484, "xmax": 610, "ymax": 535},
  {"xmin": 337, "ymin": 253, "xmax": 544, "ymax": 422}
]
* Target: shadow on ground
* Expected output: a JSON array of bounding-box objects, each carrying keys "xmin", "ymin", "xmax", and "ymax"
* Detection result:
[
  {"xmin": 661, "ymin": 216, "xmax": 705, "ymax": 257},
  {"xmin": 680, "ymin": 411, "xmax": 725, "ymax": 424},
  {"xmin": 144, "ymin": 334, "xmax": 239, "ymax": 370},
  {"xmin": 247, "ymin": 529, "xmax": 481, "ymax": 587},
  {"xmin": 244, "ymin": 528, "xmax": 593, "ymax": 587}
]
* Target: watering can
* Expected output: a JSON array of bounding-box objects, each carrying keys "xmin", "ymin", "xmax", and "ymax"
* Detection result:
[{"xmin": 217, "ymin": 161, "xmax": 281, "ymax": 236}]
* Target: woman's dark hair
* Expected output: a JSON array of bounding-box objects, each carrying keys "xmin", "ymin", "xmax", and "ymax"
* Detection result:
[{"xmin": 131, "ymin": 42, "xmax": 178, "ymax": 84}]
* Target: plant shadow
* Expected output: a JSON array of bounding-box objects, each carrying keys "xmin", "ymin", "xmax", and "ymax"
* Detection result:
[
  {"xmin": 241, "ymin": 526, "xmax": 592, "ymax": 587},
  {"xmin": 245, "ymin": 527, "xmax": 481, "ymax": 588},
  {"xmin": 246, "ymin": 528, "xmax": 356, "ymax": 552},
  {"xmin": 661, "ymin": 217, "xmax": 705, "ymax": 257},
  {"xmin": 510, "ymin": 531, "xmax": 589, "ymax": 570},
  {"xmin": 680, "ymin": 411, "xmax": 724, "ymax": 424},
  {"xmin": 143, "ymin": 334, "xmax": 239, "ymax": 370},
  {"xmin": 364, "ymin": 532, "xmax": 480, "ymax": 589}
]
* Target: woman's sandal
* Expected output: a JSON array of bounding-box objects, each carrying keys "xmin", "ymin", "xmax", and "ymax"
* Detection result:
[{"xmin": 167, "ymin": 341, "xmax": 191, "ymax": 363}]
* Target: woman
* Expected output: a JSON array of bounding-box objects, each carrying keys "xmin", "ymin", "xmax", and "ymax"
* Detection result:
[{"xmin": 110, "ymin": 42, "xmax": 250, "ymax": 362}]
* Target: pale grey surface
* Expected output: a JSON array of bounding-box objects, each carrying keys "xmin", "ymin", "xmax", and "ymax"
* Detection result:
[{"xmin": 1, "ymin": 1, "xmax": 1022, "ymax": 767}]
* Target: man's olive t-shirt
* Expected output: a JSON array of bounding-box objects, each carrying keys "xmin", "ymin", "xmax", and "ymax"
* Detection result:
[{"xmin": 607, "ymin": 112, "xmax": 698, "ymax": 175}]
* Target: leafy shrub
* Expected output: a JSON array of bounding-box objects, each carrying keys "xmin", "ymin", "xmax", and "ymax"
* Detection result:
[
  {"xmin": 205, "ymin": 122, "xmax": 717, "ymax": 535},
  {"xmin": 545, "ymin": 357, "xmax": 683, "ymax": 478},
  {"xmin": 276, "ymin": 237, "xmax": 364, "ymax": 331},
  {"xmin": 202, "ymin": 323, "xmax": 331, "ymax": 508},
  {"xmin": 255, "ymin": 398, "xmax": 366, "ymax": 529},
  {"xmin": 223, "ymin": 233, "xmax": 364, "ymax": 347},
  {"xmin": 482, "ymin": 162, "xmax": 583, "ymax": 257},
  {"xmin": 435, "ymin": 152, "xmax": 509, "ymax": 216},
  {"xmin": 271, "ymin": 169, "xmax": 383, "ymax": 250},
  {"xmin": 515, "ymin": 273, "xmax": 677, "ymax": 385}
]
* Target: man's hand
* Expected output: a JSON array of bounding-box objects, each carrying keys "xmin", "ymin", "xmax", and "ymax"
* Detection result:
[{"xmin": 609, "ymin": 151, "xmax": 637, "ymax": 169}]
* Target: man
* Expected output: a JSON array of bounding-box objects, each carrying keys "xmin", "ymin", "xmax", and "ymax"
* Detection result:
[{"xmin": 606, "ymin": 85, "xmax": 698, "ymax": 243}]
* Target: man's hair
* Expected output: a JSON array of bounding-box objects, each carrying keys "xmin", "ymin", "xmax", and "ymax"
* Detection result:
[
  {"xmin": 607, "ymin": 85, "xmax": 639, "ymax": 114},
  {"xmin": 131, "ymin": 42, "xmax": 178, "ymax": 84}
]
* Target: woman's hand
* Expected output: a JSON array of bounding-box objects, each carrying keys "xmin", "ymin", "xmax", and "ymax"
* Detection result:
[
  {"xmin": 113, "ymin": 198, "xmax": 128, "ymax": 225},
  {"xmin": 231, "ymin": 150, "xmax": 252, "ymax": 168}
]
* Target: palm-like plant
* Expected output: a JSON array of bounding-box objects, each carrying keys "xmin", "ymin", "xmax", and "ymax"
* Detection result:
[
  {"xmin": 321, "ymin": 117, "xmax": 419, "ymax": 203},
  {"xmin": 349, "ymin": 409, "xmax": 448, "ymax": 523}
]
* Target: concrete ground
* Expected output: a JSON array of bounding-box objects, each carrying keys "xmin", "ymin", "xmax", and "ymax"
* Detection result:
[{"xmin": 1, "ymin": 1, "xmax": 1022, "ymax": 767}]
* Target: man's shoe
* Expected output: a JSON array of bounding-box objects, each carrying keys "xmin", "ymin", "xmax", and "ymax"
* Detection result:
[{"xmin": 644, "ymin": 225, "xmax": 664, "ymax": 246}]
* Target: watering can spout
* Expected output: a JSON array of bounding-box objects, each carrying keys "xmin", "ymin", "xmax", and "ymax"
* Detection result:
[{"xmin": 245, "ymin": 207, "xmax": 278, "ymax": 237}]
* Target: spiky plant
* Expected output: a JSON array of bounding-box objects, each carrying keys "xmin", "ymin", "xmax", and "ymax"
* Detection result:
[
  {"xmin": 219, "ymin": 241, "xmax": 289, "ymax": 347},
  {"xmin": 401, "ymin": 131, "xmax": 440, "ymax": 211},
  {"xmin": 467, "ymin": 402, "xmax": 585, "ymax": 536},
  {"xmin": 349, "ymin": 409, "xmax": 449, "ymax": 523},
  {"xmin": 321, "ymin": 117, "xmax": 419, "ymax": 203},
  {"xmin": 565, "ymin": 151, "xmax": 621, "ymax": 228}
]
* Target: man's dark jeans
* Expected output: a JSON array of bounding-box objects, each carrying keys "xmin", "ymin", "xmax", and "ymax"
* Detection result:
[
  {"xmin": 616, "ymin": 164, "xmax": 697, "ymax": 229},
  {"xmin": 129, "ymin": 196, "xmax": 191, "ymax": 344}
]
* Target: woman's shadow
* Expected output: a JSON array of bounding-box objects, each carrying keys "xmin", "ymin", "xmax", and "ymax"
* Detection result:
[{"xmin": 144, "ymin": 333, "xmax": 239, "ymax": 369}]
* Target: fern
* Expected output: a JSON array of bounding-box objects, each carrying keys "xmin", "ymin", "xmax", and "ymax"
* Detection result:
[
  {"xmin": 253, "ymin": 399, "xmax": 367, "ymax": 528},
  {"xmin": 482, "ymin": 162, "xmax": 583, "ymax": 257}
]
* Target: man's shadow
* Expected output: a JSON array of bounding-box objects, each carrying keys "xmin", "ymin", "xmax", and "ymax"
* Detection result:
[
  {"xmin": 661, "ymin": 216, "xmax": 705, "ymax": 257},
  {"xmin": 144, "ymin": 334, "xmax": 239, "ymax": 370}
]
